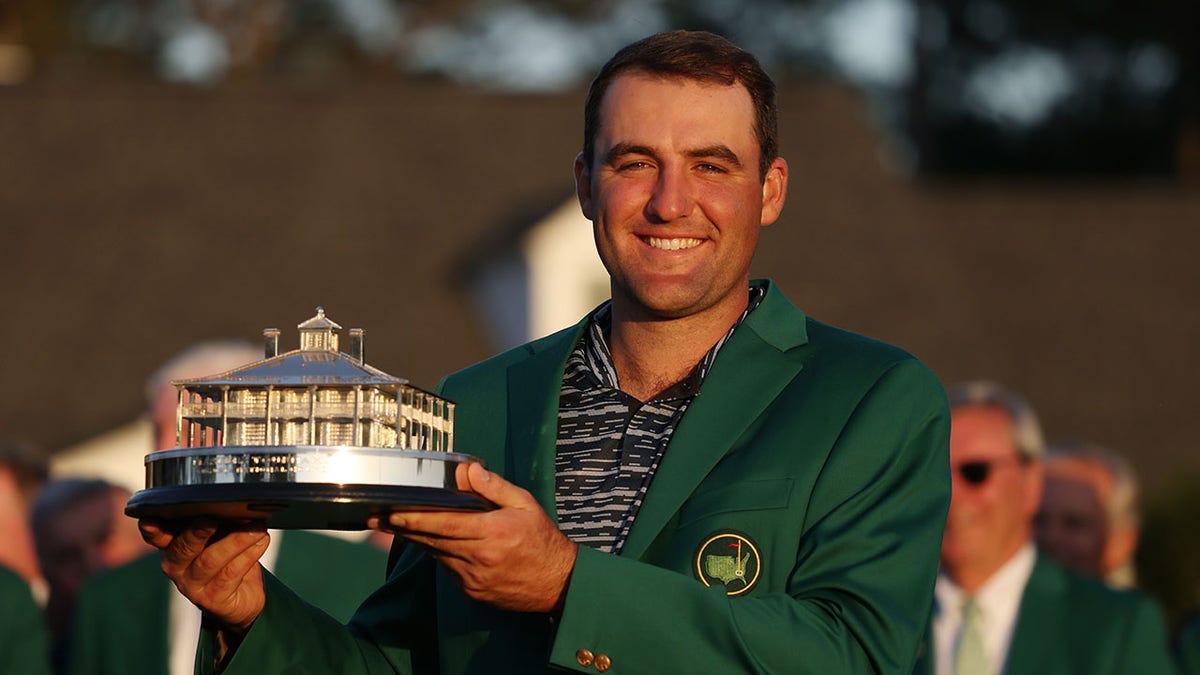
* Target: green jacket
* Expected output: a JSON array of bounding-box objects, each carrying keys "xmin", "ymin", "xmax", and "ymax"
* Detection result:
[
  {"xmin": 69, "ymin": 530, "xmax": 387, "ymax": 675},
  {"xmin": 211, "ymin": 280, "xmax": 951, "ymax": 674},
  {"xmin": 1177, "ymin": 613, "xmax": 1200, "ymax": 675},
  {"xmin": 0, "ymin": 564, "xmax": 51, "ymax": 675},
  {"xmin": 912, "ymin": 554, "xmax": 1178, "ymax": 674}
]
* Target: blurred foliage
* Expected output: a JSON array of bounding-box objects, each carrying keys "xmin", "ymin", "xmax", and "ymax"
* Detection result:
[
  {"xmin": 2, "ymin": 0, "xmax": 1195, "ymax": 178},
  {"xmin": 1138, "ymin": 469, "xmax": 1200, "ymax": 630},
  {"xmin": 903, "ymin": 0, "xmax": 1195, "ymax": 176}
]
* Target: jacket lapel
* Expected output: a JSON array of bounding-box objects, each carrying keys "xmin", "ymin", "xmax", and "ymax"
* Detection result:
[
  {"xmin": 620, "ymin": 281, "xmax": 808, "ymax": 559},
  {"xmin": 505, "ymin": 322, "xmax": 588, "ymax": 517},
  {"xmin": 1005, "ymin": 555, "xmax": 1063, "ymax": 673}
]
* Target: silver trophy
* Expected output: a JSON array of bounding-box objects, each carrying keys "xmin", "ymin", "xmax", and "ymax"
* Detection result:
[{"xmin": 125, "ymin": 308, "xmax": 490, "ymax": 530}]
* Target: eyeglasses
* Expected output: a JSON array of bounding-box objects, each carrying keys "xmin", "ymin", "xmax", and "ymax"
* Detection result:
[{"xmin": 955, "ymin": 456, "xmax": 1027, "ymax": 486}]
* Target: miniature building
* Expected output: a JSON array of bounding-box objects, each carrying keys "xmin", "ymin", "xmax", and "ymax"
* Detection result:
[{"xmin": 172, "ymin": 308, "xmax": 453, "ymax": 453}]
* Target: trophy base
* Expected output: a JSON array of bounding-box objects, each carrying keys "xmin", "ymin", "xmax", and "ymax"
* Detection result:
[
  {"xmin": 126, "ymin": 482, "xmax": 491, "ymax": 530},
  {"xmin": 125, "ymin": 445, "xmax": 493, "ymax": 530}
]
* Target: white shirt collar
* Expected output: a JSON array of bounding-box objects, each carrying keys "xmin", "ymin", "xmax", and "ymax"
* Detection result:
[{"xmin": 933, "ymin": 543, "xmax": 1037, "ymax": 675}]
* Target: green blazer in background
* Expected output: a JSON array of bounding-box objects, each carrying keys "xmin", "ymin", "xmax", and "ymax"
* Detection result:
[
  {"xmin": 70, "ymin": 530, "xmax": 387, "ymax": 675},
  {"xmin": 912, "ymin": 554, "xmax": 1178, "ymax": 675},
  {"xmin": 0, "ymin": 564, "xmax": 51, "ymax": 675},
  {"xmin": 210, "ymin": 280, "xmax": 952, "ymax": 674},
  {"xmin": 1176, "ymin": 613, "xmax": 1200, "ymax": 675}
]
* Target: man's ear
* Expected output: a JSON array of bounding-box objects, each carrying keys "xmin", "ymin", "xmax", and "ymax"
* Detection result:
[
  {"xmin": 574, "ymin": 153, "xmax": 595, "ymax": 220},
  {"xmin": 1103, "ymin": 525, "xmax": 1139, "ymax": 577},
  {"xmin": 1023, "ymin": 460, "xmax": 1046, "ymax": 519},
  {"xmin": 760, "ymin": 157, "xmax": 788, "ymax": 227}
]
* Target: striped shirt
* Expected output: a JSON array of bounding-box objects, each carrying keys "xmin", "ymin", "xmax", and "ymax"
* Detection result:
[{"xmin": 554, "ymin": 286, "xmax": 765, "ymax": 554}]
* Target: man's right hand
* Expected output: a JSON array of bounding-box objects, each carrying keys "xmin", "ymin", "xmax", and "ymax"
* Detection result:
[{"xmin": 139, "ymin": 518, "xmax": 270, "ymax": 633}]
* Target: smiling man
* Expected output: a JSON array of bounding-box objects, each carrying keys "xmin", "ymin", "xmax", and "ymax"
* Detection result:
[{"xmin": 143, "ymin": 30, "xmax": 952, "ymax": 674}]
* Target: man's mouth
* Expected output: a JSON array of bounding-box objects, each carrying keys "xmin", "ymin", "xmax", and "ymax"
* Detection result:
[{"xmin": 645, "ymin": 236, "xmax": 703, "ymax": 251}]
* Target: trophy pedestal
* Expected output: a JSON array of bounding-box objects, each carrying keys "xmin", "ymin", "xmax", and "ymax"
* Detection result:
[{"xmin": 125, "ymin": 445, "xmax": 491, "ymax": 530}]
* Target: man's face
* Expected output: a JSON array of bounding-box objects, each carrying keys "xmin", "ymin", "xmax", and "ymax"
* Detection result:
[
  {"xmin": 941, "ymin": 405, "xmax": 1043, "ymax": 588},
  {"xmin": 39, "ymin": 487, "xmax": 151, "ymax": 626},
  {"xmin": 40, "ymin": 491, "xmax": 118, "ymax": 604},
  {"xmin": 153, "ymin": 384, "xmax": 180, "ymax": 451},
  {"xmin": 574, "ymin": 73, "xmax": 787, "ymax": 321},
  {"xmin": 1034, "ymin": 474, "xmax": 1107, "ymax": 577}
]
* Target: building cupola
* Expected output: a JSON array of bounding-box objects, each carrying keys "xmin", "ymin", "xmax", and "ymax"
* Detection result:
[{"xmin": 297, "ymin": 307, "xmax": 341, "ymax": 352}]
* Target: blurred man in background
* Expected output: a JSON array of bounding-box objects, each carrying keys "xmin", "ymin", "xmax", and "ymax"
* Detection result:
[
  {"xmin": 32, "ymin": 477, "xmax": 152, "ymax": 671},
  {"xmin": 0, "ymin": 440, "xmax": 52, "ymax": 674},
  {"xmin": 68, "ymin": 339, "xmax": 389, "ymax": 675},
  {"xmin": 0, "ymin": 440, "xmax": 48, "ymax": 599},
  {"xmin": 1035, "ymin": 441, "xmax": 1142, "ymax": 588},
  {"xmin": 914, "ymin": 380, "xmax": 1175, "ymax": 674}
]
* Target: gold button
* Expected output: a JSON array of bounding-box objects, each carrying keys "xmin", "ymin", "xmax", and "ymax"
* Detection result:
[
  {"xmin": 594, "ymin": 653, "xmax": 612, "ymax": 672},
  {"xmin": 576, "ymin": 649, "xmax": 594, "ymax": 667}
]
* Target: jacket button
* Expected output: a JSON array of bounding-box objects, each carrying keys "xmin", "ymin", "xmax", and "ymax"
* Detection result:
[
  {"xmin": 576, "ymin": 649, "xmax": 594, "ymax": 667},
  {"xmin": 594, "ymin": 653, "xmax": 612, "ymax": 672}
]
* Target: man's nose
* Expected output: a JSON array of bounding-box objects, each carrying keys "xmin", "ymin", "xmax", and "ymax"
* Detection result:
[{"xmin": 646, "ymin": 167, "xmax": 694, "ymax": 222}]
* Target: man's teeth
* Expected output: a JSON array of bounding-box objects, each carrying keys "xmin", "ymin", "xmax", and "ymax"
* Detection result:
[{"xmin": 646, "ymin": 237, "xmax": 702, "ymax": 251}]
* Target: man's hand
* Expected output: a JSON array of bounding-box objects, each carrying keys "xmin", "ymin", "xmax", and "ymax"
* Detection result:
[
  {"xmin": 370, "ymin": 463, "xmax": 578, "ymax": 614},
  {"xmin": 139, "ymin": 518, "xmax": 270, "ymax": 633}
]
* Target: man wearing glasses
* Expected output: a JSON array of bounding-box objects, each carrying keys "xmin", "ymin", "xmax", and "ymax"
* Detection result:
[{"xmin": 914, "ymin": 380, "xmax": 1175, "ymax": 674}]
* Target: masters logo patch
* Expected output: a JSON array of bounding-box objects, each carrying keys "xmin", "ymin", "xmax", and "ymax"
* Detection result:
[{"xmin": 695, "ymin": 531, "xmax": 761, "ymax": 596}]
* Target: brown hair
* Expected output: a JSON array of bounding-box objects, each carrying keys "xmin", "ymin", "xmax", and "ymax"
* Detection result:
[{"xmin": 582, "ymin": 30, "xmax": 779, "ymax": 180}]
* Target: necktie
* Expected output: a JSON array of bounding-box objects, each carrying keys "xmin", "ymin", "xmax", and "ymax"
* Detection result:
[{"xmin": 953, "ymin": 596, "xmax": 988, "ymax": 675}]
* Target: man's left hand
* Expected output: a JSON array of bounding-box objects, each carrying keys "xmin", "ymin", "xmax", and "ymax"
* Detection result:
[{"xmin": 369, "ymin": 462, "xmax": 578, "ymax": 614}]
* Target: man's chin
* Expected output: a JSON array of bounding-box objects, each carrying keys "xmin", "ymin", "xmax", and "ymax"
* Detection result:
[
  {"xmin": 939, "ymin": 537, "xmax": 976, "ymax": 567},
  {"xmin": 622, "ymin": 285, "xmax": 705, "ymax": 320}
]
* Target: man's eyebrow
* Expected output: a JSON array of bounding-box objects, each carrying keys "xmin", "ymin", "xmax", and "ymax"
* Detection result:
[
  {"xmin": 686, "ymin": 145, "xmax": 742, "ymax": 168},
  {"xmin": 603, "ymin": 143, "xmax": 744, "ymax": 168},
  {"xmin": 603, "ymin": 143, "xmax": 656, "ymax": 165}
]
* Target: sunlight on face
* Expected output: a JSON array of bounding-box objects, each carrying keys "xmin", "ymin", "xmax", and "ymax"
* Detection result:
[{"xmin": 941, "ymin": 405, "xmax": 1042, "ymax": 589}]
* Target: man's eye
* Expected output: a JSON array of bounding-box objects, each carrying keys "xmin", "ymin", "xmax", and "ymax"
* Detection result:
[
  {"xmin": 619, "ymin": 161, "xmax": 651, "ymax": 171},
  {"xmin": 697, "ymin": 163, "xmax": 726, "ymax": 174}
]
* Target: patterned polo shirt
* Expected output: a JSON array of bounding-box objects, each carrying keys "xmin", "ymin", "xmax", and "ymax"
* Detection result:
[{"xmin": 555, "ymin": 286, "xmax": 765, "ymax": 554}]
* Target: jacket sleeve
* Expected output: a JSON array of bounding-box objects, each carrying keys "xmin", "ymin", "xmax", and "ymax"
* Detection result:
[
  {"xmin": 547, "ymin": 358, "xmax": 951, "ymax": 674},
  {"xmin": 201, "ymin": 542, "xmax": 437, "ymax": 675}
]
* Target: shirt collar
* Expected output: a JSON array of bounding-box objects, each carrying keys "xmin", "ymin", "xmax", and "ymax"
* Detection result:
[{"xmin": 582, "ymin": 285, "xmax": 765, "ymax": 400}]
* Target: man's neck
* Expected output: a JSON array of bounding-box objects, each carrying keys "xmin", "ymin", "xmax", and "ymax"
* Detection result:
[
  {"xmin": 608, "ymin": 293, "xmax": 749, "ymax": 402},
  {"xmin": 944, "ymin": 537, "xmax": 1032, "ymax": 594}
]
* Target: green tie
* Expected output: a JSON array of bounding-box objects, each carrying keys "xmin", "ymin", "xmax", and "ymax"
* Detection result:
[{"xmin": 953, "ymin": 597, "xmax": 988, "ymax": 675}]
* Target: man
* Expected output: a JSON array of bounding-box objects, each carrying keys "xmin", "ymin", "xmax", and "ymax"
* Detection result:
[
  {"xmin": 1035, "ymin": 442, "xmax": 1141, "ymax": 587},
  {"xmin": 914, "ymin": 380, "xmax": 1175, "ymax": 674},
  {"xmin": 0, "ymin": 440, "xmax": 48, "ymax": 600},
  {"xmin": 32, "ymin": 478, "xmax": 153, "ymax": 671},
  {"xmin": 0, "ymin": 441, "xmax": 50, "ymax": 674},
  {"xmin": 67, "ymin": 340, "xmax": 390, "ymax": 675},
  {"xmin": 143, "ymin": 30, "xmax": 951, "ymax": 673}
]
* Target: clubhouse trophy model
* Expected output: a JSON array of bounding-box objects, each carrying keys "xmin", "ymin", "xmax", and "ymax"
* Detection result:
[{"xmin": 125, "ymin": 308, "xmax": 490, "ymax": 530}]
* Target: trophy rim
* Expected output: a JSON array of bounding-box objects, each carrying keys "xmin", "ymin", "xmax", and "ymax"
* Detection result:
[{"xmin": 126, "ymin": 482, "xmax": 492, "ymax": 530}]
